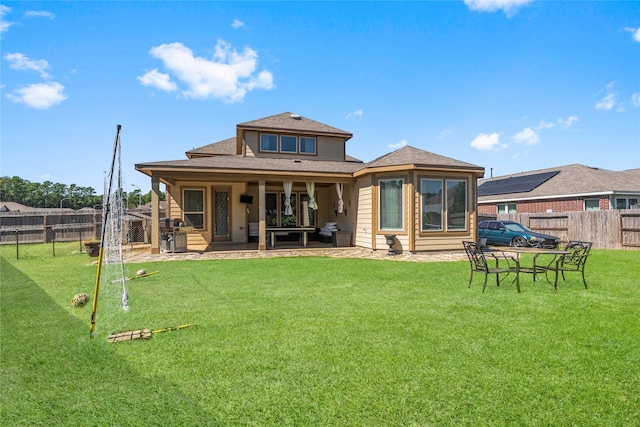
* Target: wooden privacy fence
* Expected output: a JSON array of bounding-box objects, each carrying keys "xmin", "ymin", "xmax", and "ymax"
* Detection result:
[
  {"xmin": 0, "ymin": 211, "xmax": 101, "ymax": 244},
  {"xmin": 493, "ymin": 210, "xmax": 640, "ymax": 250}
]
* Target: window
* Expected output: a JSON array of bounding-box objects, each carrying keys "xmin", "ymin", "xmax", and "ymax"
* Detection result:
[
  {"xmin": 260, "ymin": 133, "xmax": 315, "ymax": 155},
  {"xmin": 615, "ymin": 197, "xmax": 639, "ymax": 210},
  {"xmin": 420, "ymin": 179, "xmax": 442, "ymax": 231},
  {"xmin": 280, "ymin": 135, "xmax": 297, "ymax": 153},
  {"xmin": 260, "ymin": 134, "xmax": 278, "ymax": 152},
  {"xmin": 300, "ymin": 137, "xmax": 316, "ymax": 154},
  {"xmin": 280, "ymin": 193, "xmax": 297, "ymax": 226},
  {"xmin": 183, "ymin": 189, "xmax": 204, "ymax": 230},
  {"xmin": 420, "ymin": 178, "xmax": 468, "ymax": 232},
  {"xmin": 497, "ymin": 203, "xmax": 517, "ymax": 214},
  {"xmin": 447, "ymin": 179, "xmax": 467, "ymax": 231},
  {"xmin": 379, "ymin": 178, "xmax": 404, "ymax": 231},
  {"xmin": 265, "ymin": 193, "xmax": 278, "ymax": 226},
  {"xmin": 584, "ymin": 199, "xmax": 600, "ymax": 211}
]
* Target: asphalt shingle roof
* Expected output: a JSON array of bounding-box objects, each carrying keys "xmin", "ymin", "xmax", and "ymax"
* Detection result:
[
  {"xmin": 478, "ymin": 164, "xmax": 640, "ymax": 201},
  {"xmin": 238, "ymin": 112, "xmax": 353, "ymax": 138}
]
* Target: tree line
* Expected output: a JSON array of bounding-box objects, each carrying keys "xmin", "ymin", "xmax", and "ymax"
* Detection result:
[{"xmin": 0, "ymin": 176, "xmax": 164, "ymax": 210}]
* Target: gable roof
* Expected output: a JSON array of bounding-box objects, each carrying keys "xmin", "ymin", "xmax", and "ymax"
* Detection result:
[
  {"xmin": 478, "ymin": 164, "xmax": 640, "ymax": 202},
  {"xmin": 355, "ymin": 145, "xmax": 484, "ymax": 176},
  {"xmin": 237, "ymin": 112, "xmax": 353, "ymax": 139}
]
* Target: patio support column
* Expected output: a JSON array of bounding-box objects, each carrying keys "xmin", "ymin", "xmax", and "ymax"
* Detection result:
[
  {"xmin": 258, "ymin": 180, "xmax": 267, "ymax": 251},
  {"xmin": 150, "ymin": 175, "xmax": 160, "ymax": 254}
]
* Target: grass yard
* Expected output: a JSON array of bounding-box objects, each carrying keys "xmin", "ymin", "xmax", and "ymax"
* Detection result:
[{"xmin": 1, "ymin": 243, "xmax": 639, "ymax": 426}]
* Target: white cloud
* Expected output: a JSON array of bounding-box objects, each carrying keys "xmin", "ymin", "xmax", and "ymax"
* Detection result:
[
  {"xmin": 1, "ymin": 5, "xmax": 14, "ymax": 33},
  {"xmin": 470, "ymin": 133, "xmax": 502, "ymax": 151},
  {"xmin": 232, "ymin": 19, "xmax": 244, "ymax": 29},
  {"xmin": 535, "ymin": 120, "xmax": 555, "ymax": 130},
  {"xmin": 631, "ymin": 93, "xmax": 640, "ymax": 108},
  {"xmin": 595, "ymin": 81, "xmax": 617, "ymax": 111},
  {"xmin": 346, "ymin": 109, "xmax": 363, "ymax": 119},
  {"xmin": 512, "ymin": 127, "xmax": 540, "ymax": 145},
  {"xmin": 558, "ymin": 115, "xmax": 578, "ymax": 128},
  {"xmin": 4, "ymin": 52, "xmax": 51, "ymax": 79},
  {"xmin": 389, "ymin": 139, "xmax": 408, "ymax": 149},
  {"xmin": 25, "ymin": 10, "xmax": 55, "ymax": 19},
  {"xmin": 6, "ymin": 82, "xmax": 67, "ymax": 109},
  {"xmin": 142, "ymin": 39, "xmax": 274, "ymax": 102},
  {"xmin": 138, "ymin": 69, "xmax": 178, "ymax": 92},
  {"xmin": 626, "ymin": 27, "xmax": 640, "ymax": 43},
  {"xmin": 464, "ymin": 0, "xmax": 533, "ymax": 17}
]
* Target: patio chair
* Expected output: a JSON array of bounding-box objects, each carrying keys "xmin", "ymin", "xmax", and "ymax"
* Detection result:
[
  {"xmin": 547, "ymin": 240, "xmax": 592, "ymax": 290},
  {"xmin": 462, "ymin": 241, "xmax": 520, "ymax": 293}
]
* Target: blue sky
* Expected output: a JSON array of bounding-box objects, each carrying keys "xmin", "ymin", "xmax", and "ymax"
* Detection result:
[{"xmin": 1, "ymin": 1, "xmax": 639, "ymax": 194}]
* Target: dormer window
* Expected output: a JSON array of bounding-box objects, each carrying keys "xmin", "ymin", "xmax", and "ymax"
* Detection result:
[
  {"xmin": 280, "ymin": 135, "xmax": 297, "ymax": 153},
  {"xmin": 260, "ymin": 134, "xmax": 278, "ymax": 152},
  {"xmin": 259, "ymin": 133, "xmax": 316, "ymax": 155},
  {"xmin": 299, "ymin": 137, "xmax": 316, "ymax": 155}
]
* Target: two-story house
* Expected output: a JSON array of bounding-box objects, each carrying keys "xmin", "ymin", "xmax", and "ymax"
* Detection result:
[{"xmin": 135, "ymin": 112, "xmax": 485, "ymax": 254}]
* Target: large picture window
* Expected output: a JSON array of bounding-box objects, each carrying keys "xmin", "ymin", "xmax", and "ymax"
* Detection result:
[
  {"xmin": 420, "ymin": 178, "xmax": 468, "ymax": 232},
  {"xmin": 183, "ymin": 189, "xmax": 204, "ymax": 230},
  {"xmin": 379, "ymin": 178, "xmax": 404, "ymax": 231},
  {"xmin": 264, "ymin": 192, "xmax": 315, "ymax": 227}
]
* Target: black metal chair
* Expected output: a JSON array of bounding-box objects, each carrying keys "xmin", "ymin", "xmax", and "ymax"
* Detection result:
[
  {"xmin": 547, "ymin": 240, "xmax": 592, "ymax": 290},
  {"xmin": 462, "ymin": 241, "xmax": 520, "ymax": 293}
]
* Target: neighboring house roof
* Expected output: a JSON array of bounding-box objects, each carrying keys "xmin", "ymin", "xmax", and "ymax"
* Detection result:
[
  {"xmin": 478, "ymin": 164, "xmax": 640, "ymax": 203},
  {"xmin": 237, "ymin": 112, "xmax": 353, "ymax": 139},
  {"xmin": 0, "ymin": 202, "xmax": 46, "ymax": 212}
]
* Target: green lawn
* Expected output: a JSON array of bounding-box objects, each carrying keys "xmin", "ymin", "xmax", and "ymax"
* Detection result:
[{"xmin": 1, "ymin": 243, "xmax": 638, "ymax": 426}]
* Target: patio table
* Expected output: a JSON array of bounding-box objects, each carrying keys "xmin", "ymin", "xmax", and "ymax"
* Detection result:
[
  {"xmin": 487, "ymin": 246, "xmax": 570, "ymax": 284},
  {"xmin": 267, "ymin": 227, "xmax": 316, "ymax": 248}
]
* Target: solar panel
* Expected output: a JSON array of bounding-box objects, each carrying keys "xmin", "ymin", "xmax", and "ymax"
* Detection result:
[{"xmin": 478, "ymin": 170, "xmax": 559, "ymax": 196}]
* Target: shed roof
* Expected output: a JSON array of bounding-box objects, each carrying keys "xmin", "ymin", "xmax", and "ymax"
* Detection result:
[{"xmin": 478, "ymin": 164, "xmax": 640, "ymax": 202}]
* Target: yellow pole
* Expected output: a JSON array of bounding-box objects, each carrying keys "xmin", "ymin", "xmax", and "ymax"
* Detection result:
[{"xmin": 89, "ymin": 247, "xmax": 105, "ymax": 338}]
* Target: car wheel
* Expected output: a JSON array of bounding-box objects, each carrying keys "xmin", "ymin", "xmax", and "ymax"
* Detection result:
[{"xmin": 511, "ymin": 236, "xmax": 528, "ymax": 247}]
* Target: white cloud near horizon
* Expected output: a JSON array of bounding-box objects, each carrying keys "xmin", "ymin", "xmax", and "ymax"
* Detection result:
[
  {"xmin": 232, "ymin": 19, "xmax": 244, "ymax": 29},
  {"xmin": 464, "ymin": 0, "xmax": 533, "ymax": 17},
  {"xmin": 346, "ymin": 109, "xmax": 363, "ymax": 119},
  {"xmin": 25, "ymin": 10, "xmax": 55, "ymax": 19},
  {"xmin": 470, "ymin": 133, "xmax": 502, "ymax": 151},
  {"xmin": 512, "ymin": 127, "xmax": 540, "ymax": 145},
  {"xmin": 140, "ymin": 39, "xmax": 274, "ymax": 102},
  {"xmin": 6, "ymin": 82, "xmax": 67, "ymax": 109},
  {"xmin": 4, "ymin": 52, "xmax": 51, "ymax": 79},
  {"xmin": 389, "ymin": 139, "xmax": 408, "ymax": 149}
]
